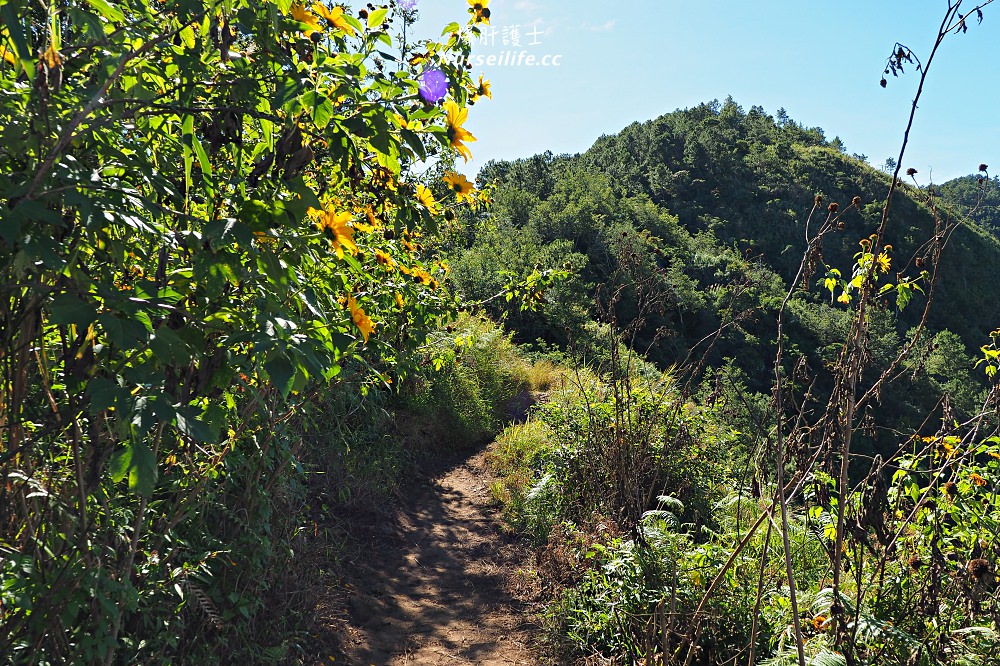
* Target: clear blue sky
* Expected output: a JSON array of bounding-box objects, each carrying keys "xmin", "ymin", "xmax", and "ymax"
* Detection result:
[{"xmin": 407, "ymin": 0, "xmax": 999, "ymax": 183}]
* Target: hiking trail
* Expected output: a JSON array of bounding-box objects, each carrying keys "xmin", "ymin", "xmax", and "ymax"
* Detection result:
[{"xmin": 327, "ymin": 446, "xmax": 540, "ymax": 665}]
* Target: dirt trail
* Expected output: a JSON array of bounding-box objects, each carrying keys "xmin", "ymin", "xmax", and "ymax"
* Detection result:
[{"xmin": 334, "ymin": 447, "xmax": 539, "ymax": 665}]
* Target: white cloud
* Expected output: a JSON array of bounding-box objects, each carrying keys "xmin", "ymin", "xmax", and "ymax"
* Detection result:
[{"xmin": 585, "ymin": 19, "xmax": 616, "ymax": 32}]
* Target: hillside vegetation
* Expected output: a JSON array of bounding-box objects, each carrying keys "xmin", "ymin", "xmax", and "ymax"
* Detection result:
[
  {"xmin": 448, "ymin": 100, "xmax": 1000, "ymax": 664},
  {"xmin": 4, "ymin": 0, "xmax": 1000, "ymax": 663}
]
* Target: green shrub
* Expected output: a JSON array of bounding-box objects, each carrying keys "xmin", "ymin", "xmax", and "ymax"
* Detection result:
[{"xmin": 401, "ymin": 314, "xmax": 529, "ymax": 445}]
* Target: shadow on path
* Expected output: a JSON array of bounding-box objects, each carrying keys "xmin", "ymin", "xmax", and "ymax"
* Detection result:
[{"xmin": 335, "ymin": 447, "xmax": 538, "ymax": 665}]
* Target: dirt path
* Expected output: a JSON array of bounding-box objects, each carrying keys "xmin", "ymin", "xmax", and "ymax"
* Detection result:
[{"xmin": 334, "ymin": 447, "xmax": 539, "ymax": 665}]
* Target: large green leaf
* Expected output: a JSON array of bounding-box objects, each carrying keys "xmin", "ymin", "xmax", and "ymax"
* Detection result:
[
  {"xmin": 264, "ymin": 353, "xmax": 295, "ymax": 398},
  {"xmin": 49, "ymin": 293, "xmax": 98, "ymax": 326},
  {"xmin": 128, "ymin": 440, "xmax": 157, "ymax": 498}
]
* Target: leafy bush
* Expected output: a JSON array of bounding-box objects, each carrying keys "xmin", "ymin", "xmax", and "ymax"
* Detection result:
[{"xmin": 401, "ymin": 314, "xmax": 530, "ymax": 446}]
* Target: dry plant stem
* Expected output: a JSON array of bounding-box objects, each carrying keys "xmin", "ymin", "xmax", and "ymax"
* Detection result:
[
  {"xmin": 769, "ymin": 204, "xmax": 829, "ymax": 666},
  {"xmin": 747, "ymin": 516, "xmax": 774, "ymax": 666},
  {"xmin": 829, "ymin": 2, "xmax": 989, "ymax": 652},
  {"xmin": 680, "ymin": 439, "xmax": 828, "ymax": 666}
]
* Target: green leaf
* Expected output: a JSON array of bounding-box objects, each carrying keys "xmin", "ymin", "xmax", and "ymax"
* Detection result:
[
  {"xmin": 99, "ymin": 312, "xmax": 150, "ymax": 350},
  {"xmin": 86, "ymin": 377, "xmax": 128, "ymax": 414},
  {"xmin": 108, "ymin": 445, "xmax": 132, "ymax": 483},
  {"xmin": 441, "ymin": 22, "xmax": 460, "ymax": 36},
  {"xmin": 86, "ymin": 0, "xmax": 125, "ymax": 22},
  {"xmin": 175, "ymin": 406, "xmax": 216, "ymax": 443},
  {"xmin": 49, "ymin": 293, "xmax": 98, "ymax": 326},
  {"xmin": 0, "ymin": 4, "xmax": 35, "ymax": 81},
  {"xmin": 312, "ymin": 97, "xmax": 333, "ymax": 130},
  {"xmin": 367, "ymin": 7, "xmax": 387, "ymax": 28},
  {"xmin": 0, "ymin": 214, "xmax": 21, "ymax": 245},
  {"xmin": 264, "ymin": 354, "xmax": 295, "ymax": 398},
  {"xmin": 149, "ymin": 327, "xmax": 193, "ymax": 365},
  {"xmin": 179, "ymin": 25, "xmax": 196, "ymax": 50},
  {"xmin": 401, "ymin": 128, "xmax": 426, "ymax": 161},
  {"xmin": 128, "ymin": 440, "xmax": 157, "ymax": 497},
  {"xmin": 192, "ymin": 134, "xmax": 212, "ymax": 176}
]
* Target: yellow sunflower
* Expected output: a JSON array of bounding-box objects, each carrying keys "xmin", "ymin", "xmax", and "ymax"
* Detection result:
[
  {"xmin": 475, "ymin": 74, "xmax": 492, "ymax": 101},
  {"xmin": 289, "ymin": 4, "xmax": 323, "ymax": 36},
  {"xmin": 374, "ymin": 248, "xmax": 396, "ymax": 269},
  {"xmin": 416, "ymin": 184, "xmax": 439, "ymax": 213},
  {"xmin": 312, "ymin": 3, "xmax": 356, "ymax": 35},
  {"xmin": 443, "ymin": 100, "xmax": 476, "ymax": 161},
  {"xmin": 443, "ymin": 171, "xmax": 474, "ymax": 203},
  {"xmin": 468, "ymin": 0, "xmax": 490, "ymax": 24},
  {"xmin": 309, "ymin": 207, "xmax": 358, "ymax": 259},
  {"xmin": 346, "ymin": 295, "xmax": 375, "ymax": 343}
]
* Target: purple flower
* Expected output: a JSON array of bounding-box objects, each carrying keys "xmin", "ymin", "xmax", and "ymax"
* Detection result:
[
  {"xmin": 399, "ymin": 0, "xmax": 418, "ymax": 9},
  {"xmin": 418, "ymin": 68, "xmax": 447, "ymax": 104}
]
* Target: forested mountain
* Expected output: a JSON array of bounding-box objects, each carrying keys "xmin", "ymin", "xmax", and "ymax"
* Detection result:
[
  {"xmin": 939, "ymin": 173, "xmax": 1000, "ymax": 239},
  {"xmin": 451, "ymin": 99, "xmax": 1000, "ymax": 664},
  {"xmin": 444, "ymin": 98, "xmax": 1000, "ymax": 453}
]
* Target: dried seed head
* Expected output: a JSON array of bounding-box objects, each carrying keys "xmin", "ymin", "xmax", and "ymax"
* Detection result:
[
  {"xmin": 828, "ymin": 202, "xmax": 839, "ymax": 213},
  {"xmin": 945, "ymin": 481, "xmax": 958, "ymax": 498},
  {"xmin": 906, "ymin": 167, "xmax": 918, "ymax": 176},
  {"xmin": 969, "ymin": 558, "xmax": 991, "ymax": 579},
  {"xmin": 852, "ymin": 196, "xmax": 861, "ymax": 207},
  {"xmin": 815, "ymin": 194, "xmax": 823, "ymax": 206},
  {"xmin": 908, "ymin": 555, "xmax": 923, "ymax": 571},
  {"xmin": 837, "ymin": 221, "xmax": 845, "ymax": 231},
  {"xmin": 980, "ymin": 164, "xmax": 989, "ymax": 172}
]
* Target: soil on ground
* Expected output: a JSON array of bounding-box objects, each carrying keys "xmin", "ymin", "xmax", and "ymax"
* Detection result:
[{"xmin": 321, "ymin": 445, "xmax": 541, "ymax": 665}]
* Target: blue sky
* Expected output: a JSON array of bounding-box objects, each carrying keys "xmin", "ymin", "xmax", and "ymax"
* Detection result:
[{"xmin": 408, "ymin": 0, "xmax": 999, "ymax": 183}]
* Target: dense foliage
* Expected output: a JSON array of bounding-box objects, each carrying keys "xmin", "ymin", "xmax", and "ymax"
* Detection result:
[
  {"xmin": 0, "ymin": 0, "xmax": 494, "ymax": 662},
  {"xmin": 5, "ymin": 0, "xmax": 1000, "ymax": 663},
  {"xmin": 467, "ymin": 66, "xmax": 1000, "ymax": 666},
  {"xmin": 447, "ymin": 100, "xmax": 1000, "ymax": 460}
]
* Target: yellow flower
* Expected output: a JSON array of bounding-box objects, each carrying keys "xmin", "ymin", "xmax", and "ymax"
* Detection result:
[
  {"xmin": 443, "ymin": 171, "xmax": 474, "ymax": 203},
  {"xmin": 475, "ymin": 74, "xmax": 492, "ymax": 100},
  {"xmin": 253, "ymin": 230, "xmax": 278, "ymax": 247},
  {"xmin": 308, "ymin": 207, "xmax": 358, "ymax": 259},
  {"xmin": 395, "ymin": 292, "xmax": 405, "ymax": 309},
  {"xmin": 876, "ymin": 251, "xmax": 891, "ymax": 273},
  {"xmin": 290, "ymin": 4, "xmax": 323, "ymax": 36},
  {"xmin": 352, "ymin": 216, "xmax": 375, "ymax": 233},
  {"xmin": 468, "ymin": 0, "xmax": 490, "ymax": 24},
  {"xmin": 374, "ymin": 248, "xmax": 396, "ymax": 269},
  {"xmin": 416, "ymin": 184, "xmax": 439, "ymax": 212},
  {"xmin": 371, "ymin": 167, "xmax": 397, "ymax": 191},
  {"xmin": 1, "ymin": 43, "xmax": 16, "ymax": 67},
  {"xmin": 970, "ymin": 473, "xmax": 988, "ymax": 487},
  {"xmin": 837, "ymin": 292, "xmax": 851, "ymax": 304},
  {"xmin": 444, "ymin": 100, "xmax": 476, "ymax": 161},
  {"xmin": 411, "ymin": 266, "xmax": 433, "ymax": 285},
  {"xmin": 312, "ymin": 3, "xmax": 355, "ymax": 35},
  {"xmin": 346, "ymin": 295, "xmax": 375, "ymax": 343}
]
